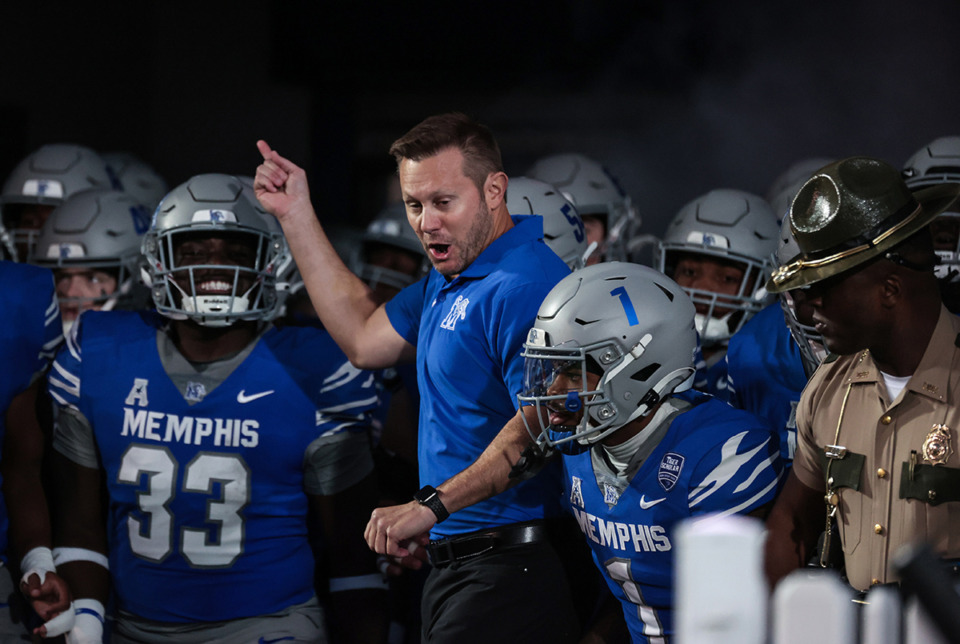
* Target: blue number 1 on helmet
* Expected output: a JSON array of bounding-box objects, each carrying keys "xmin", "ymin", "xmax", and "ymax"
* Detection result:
[{"xmin": 610, "ymin": 286, "xmax": 639, "ymax": 326}]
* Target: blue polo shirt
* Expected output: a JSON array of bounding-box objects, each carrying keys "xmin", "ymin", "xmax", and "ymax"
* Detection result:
[{"xmin": 386, "ymin": 215, "xmax": 570, "ymax": 538}]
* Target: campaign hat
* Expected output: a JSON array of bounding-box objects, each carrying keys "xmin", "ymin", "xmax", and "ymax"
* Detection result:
[{"xmin": 767, "ymin": 156, "xmax": 960, "ymax": 292}]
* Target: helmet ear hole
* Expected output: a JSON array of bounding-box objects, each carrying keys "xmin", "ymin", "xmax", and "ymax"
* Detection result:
[
  {"xmin": 584, "ymin": 355, "xmax": 604, "ymax": 376},
  {"xmin": 631, "ymin": 362, "xmax": 661, "ymax": 383}
]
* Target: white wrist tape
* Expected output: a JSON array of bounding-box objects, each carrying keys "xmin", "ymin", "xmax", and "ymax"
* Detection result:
[
  {"xmin": 41, "ymin": 606, "xmax": 75, "ymax": 638},
  {"xmin": 53, "ymin": 547, "xmax": 109, "ymax": 570},
  {"xmin": 65, "ymin": 599, "xmax": 105, "ymax": 644},
  {"xmin": 329, "ymin": 573, "xmax": 389, "ymax": 593},
  {"xmin": 20, "ymin": 546, "xmax": 56, "ymax": 587}
]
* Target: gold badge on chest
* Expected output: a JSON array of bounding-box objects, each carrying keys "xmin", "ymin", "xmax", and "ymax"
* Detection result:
[{"xmin": 922, "ymin": 424, "xmax": 953, "ymax": 465}]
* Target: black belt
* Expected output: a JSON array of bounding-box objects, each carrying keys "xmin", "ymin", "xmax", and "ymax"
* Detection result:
[{"xmin": 426, "ymin": 521, "xmax": 549, "ymax": 568}]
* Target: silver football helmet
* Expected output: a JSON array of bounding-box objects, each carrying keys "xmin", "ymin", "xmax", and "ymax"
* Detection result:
[
  {"xmin": 654, "ymin": 188, "xmax": 778, "ymax": 346},
  {"xmin": 766, "ymin": 157, "xmax": 833, "ymax": 221},
  {"xmin": 30, "ymin": 188, "xmax": 151, "ymax": 326},
  {"xmin": 102, "ymin": 151, "xmax": 169, "ymax": 210},
  {"xmin": 1, "ymin": 144, "xmax": 112, "ymax": 261},
  {"xmin": 350, "ymin": 202, "xmax": 430, "ymax": 293},
  {"xmin": 506, "ymin": 176, "xmax": 587, "ymax": 270},
  {"xmin": 526, "ymin": 153, "xmax": 639, "ymax": 263},
  {"xmin": 902, "ymin": 136, "xmax": 960, "ymax": 297},
  {"xmin": 518, "ymin": 262, "xmax": 697, "ymax": 447},
  {"xmin": 775, "ymin": 216, "xmax": 825, "ymax": 377},
  {"xmin": 142, "ymin": 174, "xmax": 290, "ymax": 327},
  {"xmin": 902, "ymin": 135, "xmax": 960, "ymax": 188}
]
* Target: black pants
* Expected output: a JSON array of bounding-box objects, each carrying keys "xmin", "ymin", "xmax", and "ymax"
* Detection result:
[{"xmin": 420, "ymin": 538, "xmax": 581, "ymax": 643}]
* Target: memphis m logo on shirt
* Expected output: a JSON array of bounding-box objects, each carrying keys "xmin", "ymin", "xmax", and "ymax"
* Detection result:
[{"xmin": 440, "ymin": 295, "xmax": 470, "ymax": 330}]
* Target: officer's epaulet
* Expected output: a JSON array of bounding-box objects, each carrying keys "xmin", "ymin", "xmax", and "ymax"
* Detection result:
[{"xmin": 823, "ymin": 352, "xmax": 840, "ymax": 364}]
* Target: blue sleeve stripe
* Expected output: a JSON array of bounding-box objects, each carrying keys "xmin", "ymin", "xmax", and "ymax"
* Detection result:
[{"xmin": 74, "ymin": 607, "xmax": 105, "ymax": 624}]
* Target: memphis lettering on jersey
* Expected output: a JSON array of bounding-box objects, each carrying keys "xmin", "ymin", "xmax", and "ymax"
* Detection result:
[
  {"xmin": 570, "ymin": 506, "xmax": 671, "ymax": 554},
  {"xmin": 121, "ymin": 379, "xmax": 259, "ymax": 448}
]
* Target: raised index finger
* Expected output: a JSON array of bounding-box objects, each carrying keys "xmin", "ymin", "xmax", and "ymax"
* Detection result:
[
  {"xmin": 256, "ymin": 139, "xmax": 274, "ymax": 160},
  {"xmin": 256, "ymin": 139, "xmax": 301, "ymax": 174}
]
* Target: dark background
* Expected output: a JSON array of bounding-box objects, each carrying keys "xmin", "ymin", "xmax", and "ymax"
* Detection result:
[{"xmin": 4, "ymin": 1, "xmax": 959, "ymax": 239}]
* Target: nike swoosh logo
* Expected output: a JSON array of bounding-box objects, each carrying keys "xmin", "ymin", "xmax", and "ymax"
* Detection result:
[
  {"xmin": 639, "ymin": 495, "xmax": 666, "ymax": 509},
  {"xmin": 237, "ymin": 389, "xmax": 275, "ymax": 404}
]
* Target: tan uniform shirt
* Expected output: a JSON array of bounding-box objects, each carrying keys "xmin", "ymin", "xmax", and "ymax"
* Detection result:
[{"xmin": 793, "ymin": 306, "xmax": 960, "ymax": 591}]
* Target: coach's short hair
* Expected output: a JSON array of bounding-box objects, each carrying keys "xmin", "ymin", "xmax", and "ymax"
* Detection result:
[{"xmin": 389, "ymin": 112, "xmax": 503, "ymax": 194}]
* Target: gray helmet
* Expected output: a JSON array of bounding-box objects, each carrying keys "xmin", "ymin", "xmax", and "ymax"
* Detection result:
[
  {"xmin": 775, "ymin": 216, "xmax": 825, "ymax": 376},
  {"xmin": 350, "ymin": 202, "xmax": 430, "ymax": 292},
  {"xmin": 526, "ymin": 153, "xmax": 639, "ymax": 262},
  {"xmin": 506, "ymin": 176, "xmax": 587, "ymax": 270},
  {"xmin": 902, "ymin": 136, "xmax": 960, "ymax": 188},
  {"xmin": 142, "ymin": 174, "xmax": 290, "ymax": 327},
  {"xmin": 518, "ymin": 262, "xmax": 697, "ymax": 447},
  {"xmin": 102, "ymin": 151, "xmax": 169, "ymax": 210},
  {"xmin": 30, "ymin": 188, "xmax": 151, "ymax": 317},
  {"xmin": 901, "ymin": 137, "xmax": 960, "ymax": 289},
  {"xmin": 766, "ymin": 157, "xmax": 834, "ymax": 221},
  {"xmin": 1, "ymin": 144, "xmax": 113, "ymax": 261},
  {"xmin": 654, "ymin": 188, "xmax": 778, "ymax": 345}
]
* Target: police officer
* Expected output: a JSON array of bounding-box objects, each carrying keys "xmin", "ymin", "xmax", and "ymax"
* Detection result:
[{"xmin": 763, "ymin": 157, "xmax": 960, "ymax": 592}]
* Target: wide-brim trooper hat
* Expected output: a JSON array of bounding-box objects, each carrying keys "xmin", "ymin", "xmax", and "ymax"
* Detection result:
[{"xmin": 767, "ymin": 156, "xmax": 960, "ymax": 293}]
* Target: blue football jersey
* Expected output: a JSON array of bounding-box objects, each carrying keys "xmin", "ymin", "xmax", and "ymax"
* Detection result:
[
  {"xmin": 562, "ymin": 391, "xmax": 781, "ymax": 643},
  {"xmin": 692, "ymin": 342, "xmax": 728, "ymax": 399},
  {"xmin": 48, "ymin": 310, "xmax": 379, "ymax": 623},
  {"xmin": 722, "ymin": 303, "xmax": 808, "ymax": 465},
  {"xmin": 0, "ymin": 262, "xmax": 61, "ymax": 561}
]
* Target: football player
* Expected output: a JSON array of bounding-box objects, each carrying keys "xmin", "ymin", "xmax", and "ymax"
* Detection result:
[
  {"xmin": 365, "ymin": 262, "xmax": 782, "ymax": 643},
  {"xmin": 47, "ymin": 174, "xmax": 388, "ymax": 643},
  {"xmin": 902, "ymin": 135, "xmax": 960, "ymax": 312},
  {"xmin": 350, "ymin": 202, "xmax": 431, "ymax": 304},
  {"xmin": 654, "ymin": 188, "xmax": 779, "ymax": 396},
  {"xmin": 505, "ymin": 176, "xmax": 589, "ymax": 270},
  {"xmin": 0, "ymin": 144, "xmax": 112, "ymax": 262},
  {"xmin": 723, "ymin": 216, "xmax": 825, "ymax": 470},
  {"xmin": 29, "ymin": 188, "xmax": 153, "ymax": 333},
  {"xmin": 0, "ymin": 260, "xmax": 71, "ymax": 640},
  {"xmin": 526, "ymin": 153, "xmax": 639, "ymax": 265}
]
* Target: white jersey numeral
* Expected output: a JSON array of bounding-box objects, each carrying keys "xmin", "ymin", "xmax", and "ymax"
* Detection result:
[
  {"xmin": 118, "ymin": 445, "xmax": 251, "ymax": 568},
  {"xmin": 604, "ymin": 557, "xmax": 666, "ymax": 643}
]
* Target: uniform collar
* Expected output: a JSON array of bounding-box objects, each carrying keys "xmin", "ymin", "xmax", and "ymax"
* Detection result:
[
  {"xmin": 454, "ymin": 215, "xmax": 543, "ymax": 280},
  {"xmin": 849, "ymin": 305, "xmax": 958, "ymax": 403}
]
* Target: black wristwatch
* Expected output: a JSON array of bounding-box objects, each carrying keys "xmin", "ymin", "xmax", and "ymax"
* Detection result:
[{"xmin": 413, "ymin": 485, "xmax": 449, "ymax": 523}]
